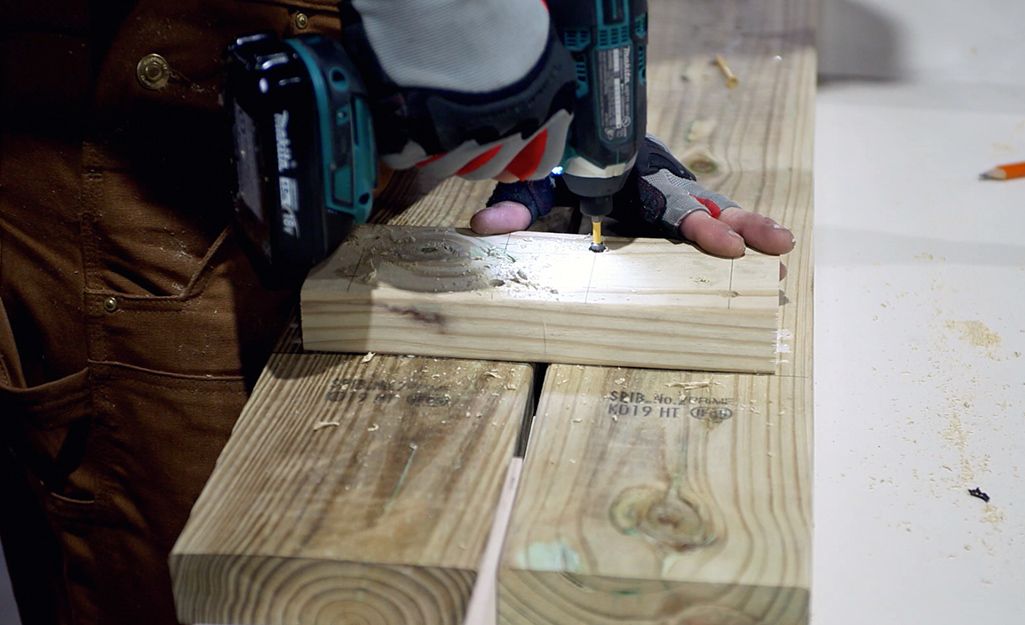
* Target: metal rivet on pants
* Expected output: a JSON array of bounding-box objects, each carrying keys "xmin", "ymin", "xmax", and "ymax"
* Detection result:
[
  {"xmin": 136, "ymin": 53, "xmax": 171, "ymax": 90},
  {"xmin": 103, "ymin": 297, "xmax": 119, "ymax": 313},
  {"xmin": 293, "ymin": 12, "xmax": 310, "ymax": 29}
]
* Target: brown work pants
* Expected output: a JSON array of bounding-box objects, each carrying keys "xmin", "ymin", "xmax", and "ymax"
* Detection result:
[{"xmin": 0, "ymin": 1, "xmax": 341, "ymax": 623}]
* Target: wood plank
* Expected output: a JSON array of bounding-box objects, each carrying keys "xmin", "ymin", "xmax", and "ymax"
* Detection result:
[
  {"xmin": 497, "ymin": 0, "xmax": 816, "ymax": 621},
  {"xmin": 499, "ymin": 366, "xmax": 810, "ymax": 624},
  {"xmin": 301, "ymin": 226, "xmax": 781, "ymax": 373},
  {"xmin": 170, "ymin": 352, "xmax": 533, "ymax": 625}
]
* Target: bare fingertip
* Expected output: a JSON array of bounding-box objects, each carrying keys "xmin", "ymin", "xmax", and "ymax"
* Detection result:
[{"xmin": 470, "ymin": 202, "xmax": 532, "ymax": 235}]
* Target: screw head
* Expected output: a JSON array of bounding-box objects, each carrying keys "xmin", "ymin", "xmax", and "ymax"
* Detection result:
[
  {"xmin": 136, "ymin": 53, "xmax": 170, "ymax": 90},
  {"xmin": 293, "ymin": 12, "xmax": 310, "ymax": 29}
]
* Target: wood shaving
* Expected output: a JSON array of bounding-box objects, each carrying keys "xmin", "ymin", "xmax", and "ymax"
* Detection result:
[
  {"xmin": 361, "ymin": 351, "xmax": 376, "ymax": 363},
  {"xmin": 313, "ymin": 421, "xmax": 341, "ymax": 431}
]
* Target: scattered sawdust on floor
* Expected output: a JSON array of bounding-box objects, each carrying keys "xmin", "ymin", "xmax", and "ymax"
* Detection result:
[
  {"xmin": 941, "ymin": 409, "xmax": 976, "ymax": 486},
  {"xmin": 982, "ymin": 503, "xmax": 1005, "ymax": 526},
  {"xmin": 944, "ymin": 320, "xmax": 1001, "ymax": 350}
]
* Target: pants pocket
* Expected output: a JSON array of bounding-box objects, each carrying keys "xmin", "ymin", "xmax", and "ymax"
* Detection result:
[
  {"xmin": 74, "ymin": 361, "xmax": 249, "ymax": 625},
  {"xmin": 1, "ymin": 368, "xmax": 97, "ymax": 510},
  {"xmin": 1, "ymin": 294, "xmax": 98, "ymax": 511}
]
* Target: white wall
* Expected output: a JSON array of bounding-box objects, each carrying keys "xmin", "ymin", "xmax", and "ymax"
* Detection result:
[{"xmin": 819, "ymin": 0, "xmax": 1025, "ymax": 84}]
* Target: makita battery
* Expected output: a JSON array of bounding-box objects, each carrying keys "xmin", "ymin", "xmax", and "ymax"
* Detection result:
[{"xmin": 225, "ymin": 32, "xmax": 377, "ymax": 271}]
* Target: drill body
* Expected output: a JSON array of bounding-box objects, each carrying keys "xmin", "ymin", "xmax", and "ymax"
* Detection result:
[{"xmin": 549, "ymin": 0, "xmax": 648, "ymax": 249}]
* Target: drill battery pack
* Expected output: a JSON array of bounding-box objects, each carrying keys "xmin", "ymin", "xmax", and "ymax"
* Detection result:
[{"xmin": 226, "ymin": 32, "xmax": 377, "ymax": 271}]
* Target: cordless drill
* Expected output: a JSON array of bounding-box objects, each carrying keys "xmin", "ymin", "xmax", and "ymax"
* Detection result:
[{"xmin": 549, "ymin": 0, "xmax": 648, "ymax": 252}]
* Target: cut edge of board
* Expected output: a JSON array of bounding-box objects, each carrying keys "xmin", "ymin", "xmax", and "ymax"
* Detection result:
[
  {"xmin": 298, "ymin": 303, "xmax": 780, "ymax": 372},
  {"xmin": 170, "ymin": 553, "xmax": 477, "ymax": 625},
  {"xmin": 497, "ymin": 568, "xmax": 809, "ymax": 625}
]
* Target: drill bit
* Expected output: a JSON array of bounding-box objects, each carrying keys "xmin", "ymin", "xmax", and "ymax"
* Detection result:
[
  {"xmin": 580, "ymin": 196, "xmax": 612, "ymax": 253},
  {"xmin": 589, "ymin": 216, "xmax": 606, "ymax": 253}
]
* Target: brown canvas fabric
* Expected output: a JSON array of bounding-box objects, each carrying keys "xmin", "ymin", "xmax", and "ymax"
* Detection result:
[{"xmin": 0, "ymin": 1, "xmax": 343, "ymax": 623}]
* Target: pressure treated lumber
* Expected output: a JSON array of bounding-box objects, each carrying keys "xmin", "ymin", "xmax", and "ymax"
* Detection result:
[
  {"xmin": 301, "ymin": 225, "xmax": 781, "ymax": 373},
  {"xmin": 498, "ymin": 0, "xmax": 817, "ymax": 620},
  {"xmin": 170, "ymin": 352, "xmax": 533, "ymax": 625},
  {"xmin": 499, "ymin": 365, "xmax": 810, "ymax": 624}
]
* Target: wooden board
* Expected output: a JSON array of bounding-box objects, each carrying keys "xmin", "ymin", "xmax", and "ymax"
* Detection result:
[
  {"xmin": 499, "ymin": 366, "xmax": 810, "ymax": 624},
  {"xmin": 301, "ymin": 226, "xmax": 781, "ymax": 374},
  {"xmin": 170, "ymin": 352, "xmax": 534, "ymax": 625},
  {"xmin": 497, "ymin": 0, "xmax": 817, "ymax": 621}
]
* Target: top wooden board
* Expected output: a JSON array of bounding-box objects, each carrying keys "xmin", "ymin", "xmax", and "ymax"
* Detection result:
[{"xmin": 301, "ymin": 226, "xmax": 781, "ymax": 373}]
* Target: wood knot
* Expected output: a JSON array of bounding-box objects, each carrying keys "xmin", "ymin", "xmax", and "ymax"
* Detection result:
[
  {"xmin": 686, "ymin": 158, "xmax": 718, "ymax": 175},
  {"xmin": 609, "ymin": 485, "xmax": 715, "ymax": 551},
  {"xmin": 357, "ymin": 230, "xmax": 517, "ymax": 293}
]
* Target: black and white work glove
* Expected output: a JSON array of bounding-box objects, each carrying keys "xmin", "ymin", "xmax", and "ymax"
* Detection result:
[
  {"xmin": 626, "ymin": 135, "xmax": 741, "ymax": 237},
  {"xmin": 483, "ymin": 135, "xmax": 740, "ymax": 238}
]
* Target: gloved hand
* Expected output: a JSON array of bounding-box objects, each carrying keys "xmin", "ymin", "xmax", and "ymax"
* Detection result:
[
  {"xmin": 344, "ymin": 0, "xmax": 576, "ymax": 182},
  {"xmin": 472, "ymin": 136, "xmax": 797, "ymax": 260}
]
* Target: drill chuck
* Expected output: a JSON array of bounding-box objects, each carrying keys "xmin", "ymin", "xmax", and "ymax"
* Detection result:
[{"xmin": 579, "ymin": 194, "xmax": 614, "ymax": 219}]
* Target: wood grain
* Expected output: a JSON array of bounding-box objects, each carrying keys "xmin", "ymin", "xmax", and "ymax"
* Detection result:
[
  {"xmin": 499, "ymin": 366, "xmax": 810, "ymax": 624},
  {"xmin": 170, "ymin": 353, "xmax": 533, "ymax": 625},
  {"xmin": 497, "ymin": 0, "xmax": 816, "ymax": 622},
  {"xmin": 301, "ymin": 226, "xmax": 780, "ymax": 373}
]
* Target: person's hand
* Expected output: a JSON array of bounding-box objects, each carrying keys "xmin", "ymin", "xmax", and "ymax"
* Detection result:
[
  {"xmin": 470, "ymin": 136, "xmax": 796, "ymax": 267},
  {"xmin": 345, "ymin": 0, "xmax": 576, "ymax": 182}
]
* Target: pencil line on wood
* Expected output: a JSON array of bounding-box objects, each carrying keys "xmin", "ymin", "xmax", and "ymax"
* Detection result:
[
  {"xmin": 346, "ymin": 247, "xmax": 367, "ymax": 294},
  {"xmin": 583, "ymin": 248, "xmax": 599, "ymax": 305}
]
